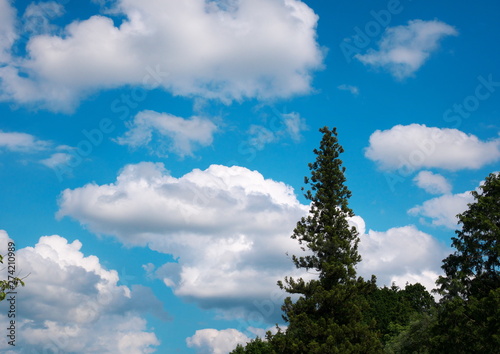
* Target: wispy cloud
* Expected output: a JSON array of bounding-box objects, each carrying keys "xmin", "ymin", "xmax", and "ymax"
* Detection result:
[
  {"xmin": 116, "ymin": 110, "xmax": 217, "ymax": 158},
  {"xmin": 247, "ymin": 112, "xmax": 307, "ymax": 150},
  {"xmin": 356, "ymin": 19, "xmax": 458, "ymax": 79},
  {"xmin": 337, "ymin": 84, "xmax": 359, "ymax": 96},
  {"xmin": 0, "ymin": 130, "xmax": 50, "ymax": 152},
  {"xmin": 39, "ymin": 152, "xmax": 73, "ymax": 168}
]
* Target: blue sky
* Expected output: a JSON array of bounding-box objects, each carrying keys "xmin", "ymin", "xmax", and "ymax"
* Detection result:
[{"xmin": 0, "ymin": 0, "xmax": 499, "ymax": 352}]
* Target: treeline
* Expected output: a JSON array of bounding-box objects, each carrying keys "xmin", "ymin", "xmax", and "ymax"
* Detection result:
[{"xmin": 231, "ymin": 127, "xmax": 499, "ymax": 353}]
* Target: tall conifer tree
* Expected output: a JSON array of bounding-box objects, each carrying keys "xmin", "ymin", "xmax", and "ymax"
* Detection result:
[{"xmin": 271, "ymin": 127, "xmax": 381, "ymax": 353}]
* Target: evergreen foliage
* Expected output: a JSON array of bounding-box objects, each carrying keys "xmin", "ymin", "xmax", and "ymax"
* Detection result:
[
  {"xmin": 231, "ymin": 134, "xmax": 499, "ymax": 354},
  {"xmin": 432, "ymin": 172, "xmax": 500, "ymax": 353},
  {"xmin": 271, "ymin": 127, "xmax": 381, "ymax": 353}
]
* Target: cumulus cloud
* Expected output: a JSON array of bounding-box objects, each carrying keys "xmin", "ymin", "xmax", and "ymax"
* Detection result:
[
  {"xmin": 356, "ymin": 19, "xmax": 458, "ymax": 79},
  {"xmin": 413, "ymin": 170, "xmax": 452, "ymax": 194},
  {"xmin": 357, "ymin": 225, "xmax": 449, "ymax": 289},
  {"xmin": 116, "ymin": 110, "xmax": 218, "ymax": 157},
  {"xmin": 0, "ymin": 0, "xmax": 323, "ymax": 111},
  {"xmin": 56, "ymin": 162, "xmax": 449, "ymax": 322},
  {"xmin": 408, "ymin": 191, "xmax": 474, "ymax": 229},
  {"xmin": 365, "ymin": 124, "xmax": 500, "ymax": 171},
  {"xmin": 0, "ymin": 230, "xmax": 164, "ymax": 353},
  {"xmin": 57, "ymin": 162, "xmax": 309, "ymax": 317},
  {"xmin": 186, "ymin": 328, "xmax": 250, "ymax": 354},
  {"xmin": 0, "ymin": 130, "xmax": 50, "ymax": 152}
]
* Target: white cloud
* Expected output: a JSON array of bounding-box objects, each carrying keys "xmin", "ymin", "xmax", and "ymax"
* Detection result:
[
  {"xmin": 39, "ymin": 152, "xmax": 73, "ymax": 168},
  {"xmin": 0, "ymin": 231, "xmax": 163, "ymax": 353},
  {"xmin": 247, "ymin": 111, "xmax": 307, "ymax": 149},
  {"xmin": 283, "ymin": 112, "xmax": 307, "ymax": 142},
  {"xmin": 56, "ymin": 162, "xmax": 450, "ymax": 321},
  {"xmin": 337, "ymin": 84, "xmax": 359, "ymax": 95},
  {"xmin": 186, "ymin": 328, "xmax": 250, "ymax": 354},
  {"xmin": 356, "ymin": 19, "xmax": 457, "ymax": 79},
  {"xmin": 248, "ymin": 125, "xmax": 277, "ymax": 150},
  {"xmin": 391, "ymin": 270, "xmax": 442, "ymax": 295},
  {"xmin": 358, "ymin": 225, "xmax": 449, "ymax": 290},
  {"xmin": 365, "ymin": 124, "xmax": 500, "ymax": 171},
  {"xmin": 0, "ymin": 0, "xmax": 17, "ymax": 63},
  {"xmin": 0, "ymin": 130, "xmax": 50, "ymax": 152},
  {"xmin": 22, "ymin": 1, "xmax": 65, "ymax": 36},
  {"xmin": 116, "ymin": 110, "xmax": 218, "ymax": 157},
  {"xmin": 408, "ymin": 191, "xmax": 474, "ymax": 229},
  {"xmin": 0, "ymin": 0, "xmax": 323, "ymax": 111},
  {"xmin": 57, "ymin": 162, "xmax": 309, "ymax": 317},
  {"xmin": 413, "ymin": 170, "xmax": 452, "ymax": 194}
]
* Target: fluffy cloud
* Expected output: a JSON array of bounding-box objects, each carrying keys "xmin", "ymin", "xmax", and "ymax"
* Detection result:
[
  {"xmin": 116, "ymin": 110, "xmax": 218, "ymax": 157},
  {"xmin": 57, "ymin": 162, "xmax": 448, "ymax": 321},
  {"xmin": 0, "ymin": 230, "xmax": 163, "ymax": 353},
  {"xmin": 413, "ymin": 170, "xmax": 452, "ymax": 194},
  {"xmin": 356, "ymin": 19, "xmax": 457, "ymax": 79},
  {"xmin": 357, "ymin": 225, "xmax": 449, "ymax": 289},
  {"xmin": 365, "ymin": 124, "xmax": 500, "ymax": 171},
  {"xmin": 186, "ymin": 328, "xmax": 250, "ymax": 354},
  {"xmin": 0, "ymin": 0, "xmax": 323, "ymax": 111},
  {"xmin": 57, "ymin": 162, "xmax": 309, "ymax": 317},
  {"xmin": 408, "ymin": 191, "xmax": 474, "ymax": 229},
  {"xmin": 0, "ymin": 130, "xmax": 50, "ymax": 152}
]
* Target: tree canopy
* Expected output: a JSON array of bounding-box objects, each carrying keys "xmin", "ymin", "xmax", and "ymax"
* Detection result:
[{"xmin": 231, "ymin": 132, "xmax": 499, "ymax": 354}]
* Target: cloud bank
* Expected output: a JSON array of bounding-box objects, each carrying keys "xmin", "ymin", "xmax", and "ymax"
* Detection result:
[
  {"xmin": 57, "ymin": 162, "xmax": 448, "ymax": 321},
  {"xmin": 0, "ymin": 0, "xmax": 323, "ymax": 111},
  {"xmin": 0, "ymin": 230, "xmax": 163, "ymax": 353}
]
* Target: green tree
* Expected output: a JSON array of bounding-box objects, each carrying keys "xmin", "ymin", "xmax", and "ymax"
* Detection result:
[
  {"xmin": 366, "ymin": 283, "xmax": 435, "ymax": 346},
  {"xmin": 232, "ymin": 336, "xmax": 277, "ymax": 354},
  {"xmin": 436, "ymin": 172, "xmax": 500, "ymax": 299},
  {"xmin": 270, "ymin": 127, "xmax": 382, "ymax": 353},
  {"xmin": 432, "ymin": 172, "xmax": 500, "ymax": 353}
]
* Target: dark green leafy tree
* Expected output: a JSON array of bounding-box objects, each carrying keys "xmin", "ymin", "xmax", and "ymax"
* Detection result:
[
  {"xmin": 269, "ymin": 127, "xmax": 382, "ymax": 353},
  {"xmin": 231, "ymin": 336, "xmax": 277, "ymax": 354},
  {"xmin": 366, "ymin": 283, "xmax": 435, "ymax": 346},
  {"xmin": 432, "ymin": 172, "xmax": 500, "ymax": 352}
]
